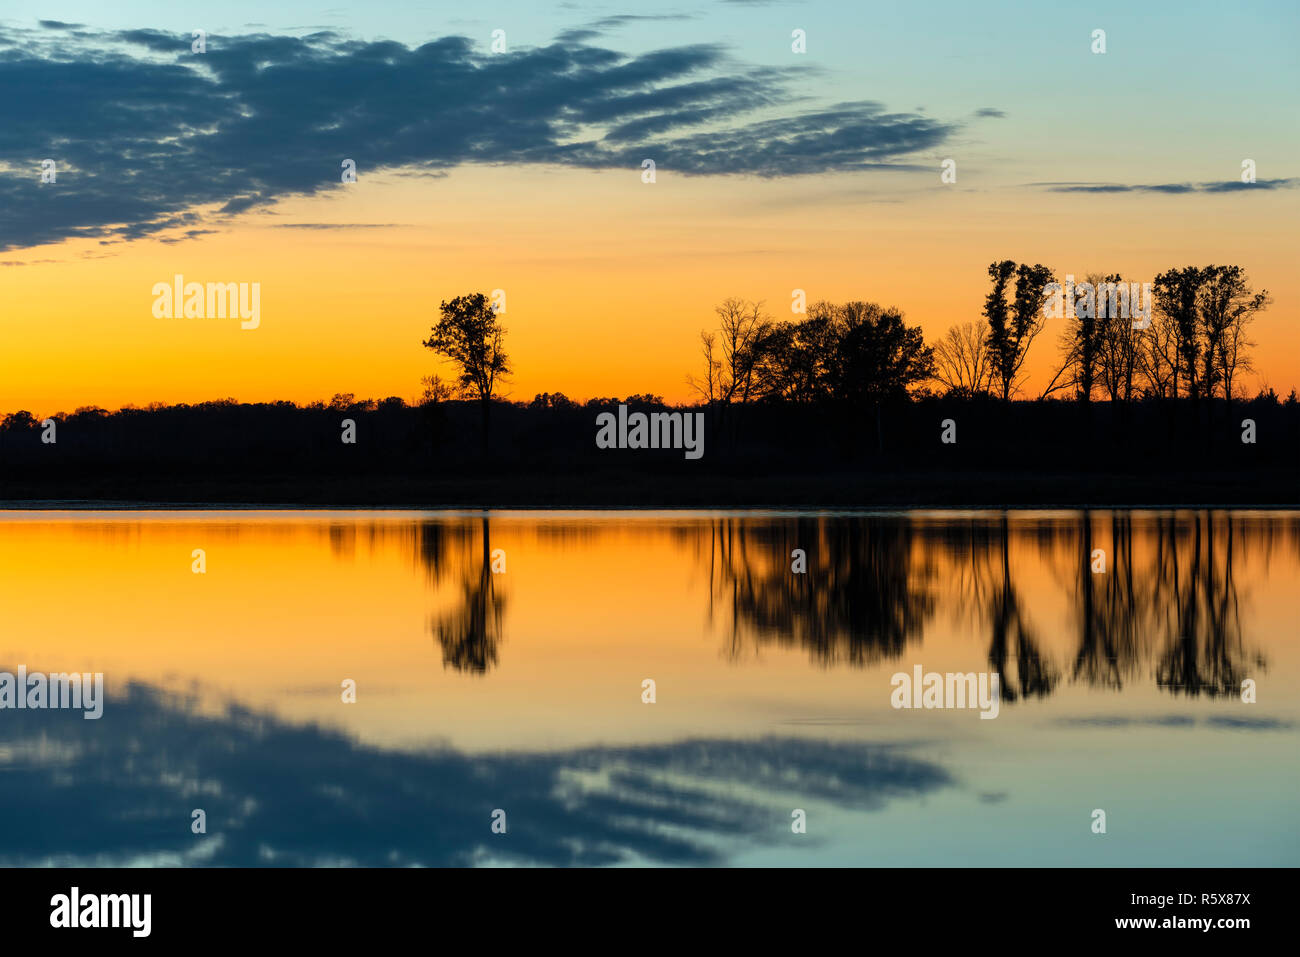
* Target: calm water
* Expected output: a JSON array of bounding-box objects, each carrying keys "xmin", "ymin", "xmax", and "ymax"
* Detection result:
[{"xmin": 0, "ymin": 509, "xmax": 1296, "ymax": 867}]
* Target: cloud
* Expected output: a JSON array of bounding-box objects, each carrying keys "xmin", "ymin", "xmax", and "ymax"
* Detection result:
[
  {"xmin": 1200, "ymin": 178, "xmax": 1297, "ymax": 193},
  {"xmin": 269, "ymin": 222, "xmax": 407, "ymax": 229},
  {"xmin": 554, "ymin": 15, "xmax": 697, "ymax": 44},
  {"xmin": 0, "ymin": 25, "xmax": 960, "ymax": 251},
  {"xmin": 973, "ymin": 108, "xmax": 1006, "ymax": 118},
  {"xmin": 1036, "ymin": 178, "xmax": 1298, "ymax": 194},
  {"xmin": 1053, "ymin": 714, "xmax": 1295, "ymax": 730},
  {"xmin": 158, "ymin": 228, "xmax": 218, "ymax": 244},
  {"xmin": 0, "ymin": 677, "xmax": 955, "ymax": 866}
]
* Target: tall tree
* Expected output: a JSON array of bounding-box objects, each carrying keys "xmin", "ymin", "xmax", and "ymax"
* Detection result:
[
  {"xmin": 1196, "ymin": 265, "xmax": 1269, "ymax": 400},
  {"xmin": 1151, "ymin": 265, "xmax": 1269, "ymax": 403},
  {"xmin": 984, "ymin": 261, "xmax": 1054, "ymax": 400},
  {"xmin": 1042, "ymin": 273, "xmax": 1107, "ymax": 401},
  {"xmin": 1152, "ymin": 267, "xmax": 1203, "ymax": 401},
  {"xmin": 423, "ymin": 293, "xmax": 511, "ymax": 454}
]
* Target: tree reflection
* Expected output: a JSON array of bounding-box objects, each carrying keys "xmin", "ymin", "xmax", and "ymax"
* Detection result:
[
  {"xmin": 700, "ymin": 515, "xmax": 935, "ymax": 667},
  {"xmin": 424, "ymin": 514, "xmax": 506, "ymax": 674},
  {"xmin": 696, "ymin": 510, "xmax": 1281, "ymax": 701},
  {"xmin": 1153, "ymin": 512, "xmax": 1263, "ymax": 696}
]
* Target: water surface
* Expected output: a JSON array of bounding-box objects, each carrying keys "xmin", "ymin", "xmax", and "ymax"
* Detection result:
[{"xmin": 0, "ymin": 509, "xmax": 1295, "ymax": 866}]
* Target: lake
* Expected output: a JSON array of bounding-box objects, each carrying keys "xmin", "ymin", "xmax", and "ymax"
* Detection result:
[{"xmin": 0, "ymin": 509, "xmax": 1295, "ymax": 866}]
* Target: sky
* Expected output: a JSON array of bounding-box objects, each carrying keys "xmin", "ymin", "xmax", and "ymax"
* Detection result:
[{"xmin": 1, "ymin": 0, "xmax": 1297, "ymax": 412}]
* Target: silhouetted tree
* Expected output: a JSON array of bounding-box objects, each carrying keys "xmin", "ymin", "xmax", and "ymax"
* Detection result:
[
  {"xmin": 1135, "ymin": 299, "xmax": 1181, "ymax": 399},
  {"xmin": 419, "ymin": 374, "xmax": 454, "ymax": 406},
  {"xmin": 1041, "ymin": 273, "xmax": 1107, "ymax": 401},
  {"xmin": 751, "ymin": 304, "xmax": 840, "ymax": 402},
  {"xmin": 0, "ymin": 410, "xmax": 38, "ymax": 432},
  {"xmin": 825, "ymin": 302, "xmax": 934, "ymax": 403},
  {"xmin": 702, "ymin": 300, "xmax": 932, "ymax": 408},
  {"xmin": 1094, "ymin": 275, "xmax": 1140, "ymax": 402},
  {"xmin": 424, "ymin": 293, "xmax": 511, "ymax": 454},
  {"xmin": 1197, "ymin": 265, "xmax": 1269, "ymax": 401},
  {"xmin": 932, "ymin": 321, "xmax": 994, "ymax": 398},
  {"xmin": 687, "ymin": 298, "xmax": 771, "ymax": 408},
  {"xmin": 983, "ymin": 261, "xmax": 1054, "ymax": 400},
  {"xmin": 1152, "ymin": 267, "xmax": 1203, "ymax": 401}
]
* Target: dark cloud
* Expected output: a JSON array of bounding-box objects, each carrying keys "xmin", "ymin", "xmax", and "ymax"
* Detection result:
[
  {"xmin": 554, "ymin": 28, "xmax": 603, "ymax": 44},
  {"xmin": 1201, "ymin": 178, "xmax": 1296, "ymax": 193},
  {"xmin": 0, "ymin": 677, "xmax": 954, "ymax": 865},
  {"xmin": 1038, "ymin": 179, "xmax": 1297, "ymax": 194},
  {"xmin": 974, "ymin": 107, "xmax": 1006, "ymax": 118},
  {"xmin": 0, "ymin": 26, "xmax": 959, "ymax": 251},
  {"xmin": 158, "ymin": 229, "xmax": 218, "ymax": 244},
  {"xmin": 589, "ymin": 14, "xmax": 698, "ymax": 29}
]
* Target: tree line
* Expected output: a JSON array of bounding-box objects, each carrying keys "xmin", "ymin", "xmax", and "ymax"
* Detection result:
[
  {"xmin": 677, "ymin": 261, "xmax": 1275, "ymax": 410},
  {"xmin": 0, "ymin": 265, "xmax": 1289, "ymax": 506},
  {"xmin": 1, "ymin": 263, "xmax": 1277, "ymax": 437}
]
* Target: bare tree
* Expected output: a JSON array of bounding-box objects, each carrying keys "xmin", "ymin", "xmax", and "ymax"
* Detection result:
[
  {"xmin": 1041, "ymin": 273, "xmax": 1108, "ymax": 401},
  {"xmin": 1135, "ymin": 305, "xmax": 1180, "ymax": 398},
  {"xmin": 932, "ymin": 321, "xmax": 994, "ymax": 397},
  {"xmin": 419, "ymin": 374, "xmax": 454, "ymax": 406},
  {"xmin": 687, "ymin": 298, "xmax": 771, "ymax": 406},
  {"xmin": 687, "ymin": 330, "xmax": 725, "ymax": 403},
  {"xmin": 1220, "ymin": 304, "xmax": 1260, "ymax": 400},
  {"xmin": 1094, "ymin": 274, "xmax": 1139, "ymax": 403}
]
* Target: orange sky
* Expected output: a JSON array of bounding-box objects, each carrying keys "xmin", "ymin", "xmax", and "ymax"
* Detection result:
[{"xmin": 3, "ymin": 165, "xmax": 1297, "ymax": 414}]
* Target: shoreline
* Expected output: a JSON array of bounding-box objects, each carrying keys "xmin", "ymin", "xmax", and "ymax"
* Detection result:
[
  {"xmin": 1, "ymin": 505, "xmax": 1297, "ymax": 513},
  {"xmin": 1, "ymin": 472, "xmax": 1296, "ymax": 511}
]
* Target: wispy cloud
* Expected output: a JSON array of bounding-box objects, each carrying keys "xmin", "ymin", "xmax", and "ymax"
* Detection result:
[
  {"xmin": 269, "ymin": 222, "xmax": 407, "ymax": 229},
  {"xmin": 1034, "ymin": 178, "xmax": 1298, "ymax": 194},
  {"xmin": 555, "ymin": 13, "xmax": 698, "ymax": 44}
]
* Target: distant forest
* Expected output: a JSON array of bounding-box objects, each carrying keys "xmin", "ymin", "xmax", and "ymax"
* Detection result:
[{"xmin": 2, "ymin": 263, "xmax": 1296, "ymax": 505}]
